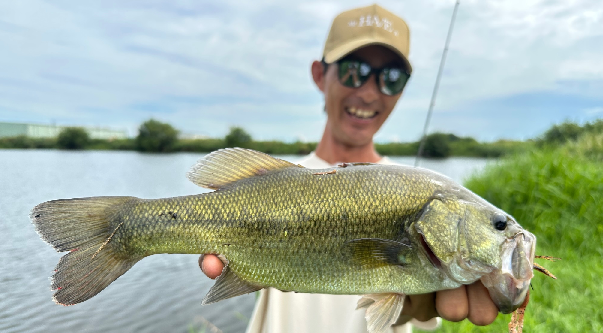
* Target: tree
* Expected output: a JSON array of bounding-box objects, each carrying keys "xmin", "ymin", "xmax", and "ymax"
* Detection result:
[
  {"xmin": 422, "ymin": 132, "xmax": 451, "ymax": 158},
  {"xmin": 541, "ymin": 121, "xmax": 582, "ymax": 145},
  {"xmin": 57, "ymin": 127, "xmax": 90, "ymax": 150},
  {"xmin": 136, "ymin": 119, "xmax": 179, "ymax": 152},
  {"xmin": 225, "ymin": 127, "xmax": 252, "ymax": 148}
]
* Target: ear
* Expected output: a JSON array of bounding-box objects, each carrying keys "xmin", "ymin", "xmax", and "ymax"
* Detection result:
[{"xmin": 311, "ymin": 60, "xmax": 326, "ymax": 93}]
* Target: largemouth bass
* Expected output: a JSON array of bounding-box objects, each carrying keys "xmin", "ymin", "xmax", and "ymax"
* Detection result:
[{"xmin": 32, "ymin": 148, "xmax": 536, "ymax": 333}]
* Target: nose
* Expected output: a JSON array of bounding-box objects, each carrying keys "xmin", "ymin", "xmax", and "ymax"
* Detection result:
[{"xmin": 356, "ymin": 74, "xmax": 380, "ymax": 104}]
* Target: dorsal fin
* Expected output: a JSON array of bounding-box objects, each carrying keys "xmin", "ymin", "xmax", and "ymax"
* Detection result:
[{"xmin": 187, "ymin": 148, "xmax": 302, "ymax": 190}]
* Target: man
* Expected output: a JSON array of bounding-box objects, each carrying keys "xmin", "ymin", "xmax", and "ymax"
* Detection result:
[{"xmin": 201, "ymin": 4, "xmax": 499, "ymax": 332}]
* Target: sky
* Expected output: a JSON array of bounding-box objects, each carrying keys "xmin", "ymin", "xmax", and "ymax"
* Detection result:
[{"xmin": 0, "ymin": 0, "xmax": 602, "ymax": 142}]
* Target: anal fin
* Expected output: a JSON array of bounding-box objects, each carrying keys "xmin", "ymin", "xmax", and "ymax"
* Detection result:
[
  {"xmin": 357, "ymin": 293, "xmax": 406, "ymax": 333},
  {"xmin": 202, "ymin": 265, "xmax": 262, "ymax": 305}
]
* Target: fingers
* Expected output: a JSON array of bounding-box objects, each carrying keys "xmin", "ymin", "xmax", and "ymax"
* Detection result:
[
  {"xmin": 436, "ymin": 285, "xmax": 469, "ymax": 322},
  {"xmin": 400, "ymin": 293, "xmax": 438, "ymax": 322},
  {"xmin": 199, "ymin": 254, "xmax": 225, "ymax": 279},
  {"xmin": 466, "ymin": 281, "xmax": 498, "ymax": 326},
  {"xmin": 435, "ymin": 282, "xmax": 499, "ymax": 326}
]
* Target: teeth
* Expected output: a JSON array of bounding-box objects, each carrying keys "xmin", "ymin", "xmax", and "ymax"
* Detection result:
[{"xmin": 347, "ymin": 107, "xmax": 377, "ymax": 119}]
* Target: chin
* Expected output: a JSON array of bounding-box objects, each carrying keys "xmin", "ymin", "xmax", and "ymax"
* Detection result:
[{"xmin": 341, "ymin": 134, "xmax": 373, "ymax": 147}]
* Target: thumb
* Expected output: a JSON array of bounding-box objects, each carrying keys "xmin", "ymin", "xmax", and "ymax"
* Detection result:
[{"xmin": 199, "ymin": 254, "xmax": 225, "ymax": 279}]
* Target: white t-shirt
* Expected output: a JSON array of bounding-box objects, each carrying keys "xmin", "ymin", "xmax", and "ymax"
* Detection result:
[{"xmin": 245, "ymin": 152, "xmax": 440, "ymax": 333}]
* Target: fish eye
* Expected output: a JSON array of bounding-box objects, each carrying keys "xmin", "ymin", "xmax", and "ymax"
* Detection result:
[{"xmin": 492, "ymin": 214, "xmax": 508, "ymax": 231}]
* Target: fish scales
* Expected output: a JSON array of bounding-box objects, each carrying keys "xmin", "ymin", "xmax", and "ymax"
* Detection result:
[{"xmin": 111, "ymin": 165, "xmax": 438, "ymax": 294}]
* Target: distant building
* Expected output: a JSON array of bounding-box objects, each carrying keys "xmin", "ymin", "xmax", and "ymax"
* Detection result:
[{"xmin": 0, "ymin": 122, "xmax": 128, "ymax": 140}]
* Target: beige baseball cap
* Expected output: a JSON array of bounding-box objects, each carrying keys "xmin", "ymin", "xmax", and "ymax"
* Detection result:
[{"xmin": 322, "ymin": 4, "xmax": 412, "ymax": 72}]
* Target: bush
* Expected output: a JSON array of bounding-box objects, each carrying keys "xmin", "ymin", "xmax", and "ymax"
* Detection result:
[
  {"xmin": 249, "ymin": 141, "xmax": 316, "ymax": 155},
  {"xmin": 0, "ymin": 136, "xmax": 56, "ymax": 149},
  {"xmin": 225, "ymin": 127, "xmax": 252, "ymax": 148},
  {"xmin": 57, "ymin": 127, "xmax": 90, "ymax": 150},
  {"xmin": 421, "ymin": 132, "xmax": 451, "ymax": 158},
  {"xmin": 136, "ymin": 119, "xmax": 179, "ymax": 152},
  {"xmin": 174, "ymin": 138, "xmax": 226, "ymax": 152},
  {"xmin": 88, "ymin": 138, "xmax": 136, "ymax": 151},
  {"xmin": 562, "ymin": 132, "xmax": 603, "ymax": 162},
  {"xmin": 375, "ymin": 142, "xmax": 417, "ymax": 156},
  {"xmin": 536, "ymin": 119, "xmax": 603, "ymax": 147},
  {"xmin": 539, "ymin": 121, "xmax": 582, "ymax": 146}
]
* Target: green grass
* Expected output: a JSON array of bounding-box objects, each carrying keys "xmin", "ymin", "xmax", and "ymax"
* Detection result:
[
  {"xmin": 425, "ymin": 135, "xmax": 603, "ymax": 332},
  {"xmin": 561, "ymin": 133, "xmax": 603, "ymax": 162}
]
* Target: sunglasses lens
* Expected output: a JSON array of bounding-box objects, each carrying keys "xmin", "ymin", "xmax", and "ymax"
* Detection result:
[
  {"xmin": 337, "ymin": 60, "xmax": 410, "ymax": 95},
  {"xmin": 359, "ymin": 63, "xmax": 371, "ymax": 77},
  {"xmin": 379, "ymin": 68, "xmax": 409, "ymax": 96},
  {"xmin": 338, "ymin": 61, "xmax": 370, "ymax": 88}
]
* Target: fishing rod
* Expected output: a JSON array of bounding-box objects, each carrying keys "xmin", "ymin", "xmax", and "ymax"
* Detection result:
[{"xmin": 415, "ymin": 0, "xmax": 460, "ymax": 167}]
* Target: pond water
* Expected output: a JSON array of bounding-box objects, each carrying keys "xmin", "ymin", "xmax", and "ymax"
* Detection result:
[{"xmin": 0, "ymin": 150, "xmax": 493, "ymax": 333}]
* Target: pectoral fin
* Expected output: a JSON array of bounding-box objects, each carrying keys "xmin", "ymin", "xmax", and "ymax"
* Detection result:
[
  {"xmin": 347, "ymin": 238, "xmax": 414, "ymax": 267},
  {"xmin": 357, "ymin": 293, "xmax": 406, "ymax": 333},
  {"xmin": 202, "ymin": 265, "xmax": 262, "ymax": 305}
]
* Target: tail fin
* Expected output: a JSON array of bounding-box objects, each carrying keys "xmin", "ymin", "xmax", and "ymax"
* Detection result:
[{"xmin": 31, "ymin": 196, "xmax": 140, "ymax": 305}]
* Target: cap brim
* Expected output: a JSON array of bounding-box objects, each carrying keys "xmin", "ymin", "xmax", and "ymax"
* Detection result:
[{"xmin": 324, "ymin": 37, "xmax": 412, "ymax": 73}]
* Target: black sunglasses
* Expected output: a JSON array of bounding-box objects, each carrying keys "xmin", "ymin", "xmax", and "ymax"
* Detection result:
[{"xmin": 325, "ymin": 58, "xmax": 411, "ymax": 96}]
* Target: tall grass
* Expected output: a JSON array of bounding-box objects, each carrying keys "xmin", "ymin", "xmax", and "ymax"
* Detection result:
[
  {"xmin": 562, "ymin": 133, "xmax": 603, "ymax": 162},
  {"xmin": 429, "ymin": 134, "xmax": 603, "ymax": 332}
]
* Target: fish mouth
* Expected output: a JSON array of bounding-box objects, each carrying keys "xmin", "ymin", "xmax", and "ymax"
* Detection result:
[
  {"xmin": 481, "ymin": 231, "xmax": 536, "ymax": 313},
  {"xmin": 419, "ymin": 234, "xmax": 442, "ymax": 269}
]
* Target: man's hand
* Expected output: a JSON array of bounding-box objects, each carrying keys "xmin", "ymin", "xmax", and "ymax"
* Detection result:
[
  {"xmin": 435, "ymin": 281, "xmax": 498, "ymax": 325},
  {"xmin": 199, "ymin": 254, "xmax": 225, "ymax": 279},
  {"xmin": 199, "ymin": 254, "xmax": 499, "ymax": 326},
  {"xmin": 397, "ymin": 282, "xmax": 498, "ymax": 326}
]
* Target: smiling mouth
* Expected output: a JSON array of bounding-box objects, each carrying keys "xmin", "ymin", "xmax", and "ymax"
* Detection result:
[{"xmin": 345, "ymin": 107, "xmax": 378, "ymax": 119}]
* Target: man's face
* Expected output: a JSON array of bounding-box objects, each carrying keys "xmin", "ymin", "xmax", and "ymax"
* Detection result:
[{"xmin": 321, "ymin": 45, "xmax": 405, "ymax": 147}]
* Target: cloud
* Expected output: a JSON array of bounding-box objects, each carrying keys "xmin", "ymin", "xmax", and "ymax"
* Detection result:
[
  {"xmin": 584, "ymin": 106, "xmax": 603, "ymax": 115},
  {"xmin": 0, "ymin": 0, "xmax": 602, "ymax": 142}
]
